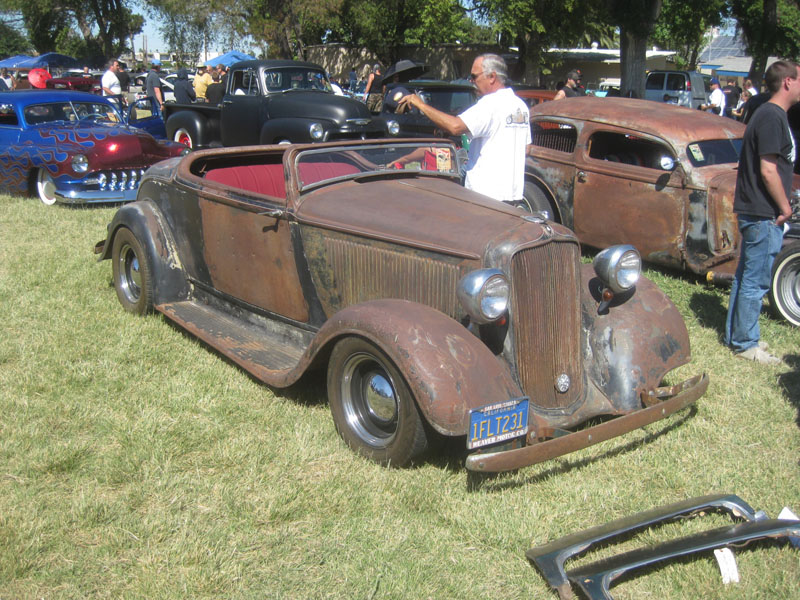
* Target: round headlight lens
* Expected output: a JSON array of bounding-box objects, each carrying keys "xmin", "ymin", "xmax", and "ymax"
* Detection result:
[
  {"xmin": 593, "ymin": 245, "xmax": 641, "ymax": 293},
  {"xmin": 387, "ymin": 119, "xmax": 400, "ymax": 136},
  {"xmin": 309, "ymin": 122, "xmax": 324, "ymax": 140},
  {"xmin": 457, "ymin": 269, "xmax": 510, "ymax": 324},
  {"xmin": 71, "ymin": 155, "xmax": 89, "ymax": 173}
]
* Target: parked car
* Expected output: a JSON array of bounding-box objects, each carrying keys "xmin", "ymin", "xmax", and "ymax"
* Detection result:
[
  {"xmin": 46, "ymin": 72, "xmax": 102, "ymax": 94},
  {"xmin": 162, "ymin": 60, "xmax": 389, "ymax": 149},
  {"xmin": 513, "ymin": 88, "xmax": 557, "ymax": 107},
  {"xmin": 644, "ymin": 70, "xmax": 709, "ymax": 108},
  {"xmin": 95, "ymin": 138, "xmax": 707, "ymax": 471},
  {"xmin": 379, "ymin": 81, "xmax": 477, "ymax": 142},
  {"xmin": 0, "ymin": 90, "xmax": 186, "ymax": 205},
  {"xmin": 770, "ymin": 210, "xmax": 800, "ymax": 325},
  {"xmin": 523, "ymin": 96, "xmax": 800, "ymax": 324}
]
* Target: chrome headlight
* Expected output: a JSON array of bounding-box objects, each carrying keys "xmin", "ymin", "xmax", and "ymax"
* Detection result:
[
  {"xmin": 457, "ymin": 269, "xmax": 510, "ymax": 324},
  {"xmin": 593, "ymin": 245, "xmax": 641, "ymax": 293},
  {"xmin": 309, "ymin": 122, "xmax": 324, "ymax": 141},
  {"xmin": 71, "ymin": 155, "xmax": 89, "ymax": 173},
  {"xmin": 386, "ymin": 119, "xmax": 400, "ymax": 136}
]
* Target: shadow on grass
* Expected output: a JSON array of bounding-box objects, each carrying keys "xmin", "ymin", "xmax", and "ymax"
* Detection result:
[
  {"xmin": 466, "ymin": 406, "xmax": 698, "ymax": 493},
  {"xmin": 688, "ymin": 290, "xmax": 727, "ymax": 340},
  {"xmin": 778, "ymin": 353, "xmax": 800, "ymax": 431}
]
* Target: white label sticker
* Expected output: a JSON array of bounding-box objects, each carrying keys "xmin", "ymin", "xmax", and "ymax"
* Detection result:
[{"xmin": 713, "ymin": 548, "xmax": 740, "ymax": 584}]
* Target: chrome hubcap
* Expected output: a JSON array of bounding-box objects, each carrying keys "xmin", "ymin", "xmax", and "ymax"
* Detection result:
[
  {"xmin": 118, "ymin": 243, "xmax": 141, "ymax": 303},
  {"xmin": 340, "ymin": 353, "xmax": 399, "ymax": 447}
]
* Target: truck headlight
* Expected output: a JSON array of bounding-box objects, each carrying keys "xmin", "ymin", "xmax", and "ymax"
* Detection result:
[
  {"xmin": 386, "ymin": 119, "xmax": 400, "ymax": 136},
  {"xmin": 71, "ymin": 155, "xmax": 89, "ymax": 173},
  {"xmin": 457, "ymin": 268, "xmax": 510, "ymax": 324},
  {"xmin": 309, "ymin": 122, "xmax": 324, "ymax": 140},
  {"xmin": 593, "ymin": 245, "xmax": 641, "ymax": 293}
]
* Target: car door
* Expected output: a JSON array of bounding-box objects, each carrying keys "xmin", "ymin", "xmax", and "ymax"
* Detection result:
[
  {"xmin": 220, "ymin": 67, "xmax": 263, "ymax": 147},
  {"xmin": 172, "ymin": 151, "xmax": 310, "ymax": 323},
  {"xmin": 126, "ymin": 97, "xmax": 166, "ymax": 138},
  {"xmin": 571, "ymin": 125, "xmax": 687, "ymax": 267},
  {"xmin": 526, "ymin": 118, "xmax": 580, "ymax": 227}
]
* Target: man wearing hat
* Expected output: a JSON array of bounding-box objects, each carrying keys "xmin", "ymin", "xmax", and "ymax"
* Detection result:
[
  {"xmin": 554, "ymin": 71, "xmax": 581, "ymax": 100},
  {"xmin": 194, "ymin": 64, "xmax": 214, "ymax": 102},
  {"xmin": 700, "ymin": 78, "xmax": 726, "ymax": 115},
  {"xmin": 145, "ymin": 59, "xmax": 164, "ymax": 110}
]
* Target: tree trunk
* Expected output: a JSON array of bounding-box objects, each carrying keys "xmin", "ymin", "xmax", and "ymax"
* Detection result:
[{"xmin": 619, "ymin": 27, "xmax": 648, "ymax": 99}]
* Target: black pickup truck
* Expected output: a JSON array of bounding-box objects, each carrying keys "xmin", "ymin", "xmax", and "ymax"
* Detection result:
[{"xmin": 163, "ymin": 59, "xmax": 391, "ymax": 148}]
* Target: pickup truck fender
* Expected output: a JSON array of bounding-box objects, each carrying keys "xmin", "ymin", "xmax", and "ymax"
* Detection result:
[
  {"xmin": 97, "ymin": 200, "xmax": 191, "ymax": 306},
  {"xmin": 308, "ymin": 299, "xmax": 522, "ymax": 436},
  {"xmin": 260, "ymin": 117, "xmax": 328, "ymax": 144},
  {"xmin": 580, "ymin": 264, "xmax": 691, "ymax": 414},
  {"xmin": 165, "ymin": 108, "xmax": 218, "ymax": 148}
]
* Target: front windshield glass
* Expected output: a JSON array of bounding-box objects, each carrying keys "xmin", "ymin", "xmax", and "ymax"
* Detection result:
[
  {"xmin": 23, "ymin": 101, "xmax": 121, "ymax": 125},
  {"xmin": 296, "ymin": 142, "xmax": 460, "ymax": 190},
  {"xmin": 416, "ymin": 89, "xmax": 476, "ymax": 114},
  {"xmin": 686, "ymin": 138, "xmax": 742, "ymax": 167},
  {"xmin": 264, "ymin": 68, "xmax": 332, "ymax": 93}
]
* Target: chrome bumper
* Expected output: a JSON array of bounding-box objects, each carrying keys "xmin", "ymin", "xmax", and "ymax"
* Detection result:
[{"xmin": 55, "ymin": 187, "xmax": 138, "ymax": 204}]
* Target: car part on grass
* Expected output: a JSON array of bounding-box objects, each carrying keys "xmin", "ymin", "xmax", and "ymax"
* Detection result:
[{"xmin": 526, "ymin": 494, "xmax": 800, "ymax": 600}]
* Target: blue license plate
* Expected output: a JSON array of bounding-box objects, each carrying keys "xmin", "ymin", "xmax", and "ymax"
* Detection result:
[{"xmin": 467, "ymin": 397, "xmax": 529, "ymax": 449}]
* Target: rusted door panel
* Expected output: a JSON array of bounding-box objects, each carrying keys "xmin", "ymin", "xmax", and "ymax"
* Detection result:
[
  {"xmin": 197, "ymin": 199, "xmax": 309, "ymax": 322},
  {"xmin": 526, "ymin": 150, "xmax": 578, "ymax": 227},
  {"xmin": 573, "ymin": 164, "xmax": 686, "ymax": 267},
  {"xmin": 706, "ymin": 174, "xmax": 739, "ymax": 256}
]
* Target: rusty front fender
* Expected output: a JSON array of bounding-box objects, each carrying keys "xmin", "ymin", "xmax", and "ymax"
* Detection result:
[{"xmin": 309, "ymin": 299, "xmax": 522, "ymax": 436}]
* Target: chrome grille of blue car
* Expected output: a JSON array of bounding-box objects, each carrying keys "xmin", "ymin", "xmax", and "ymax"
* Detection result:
[{"xmin": 84, "ymin": 169, "xmax": 147, "ymax": 191}]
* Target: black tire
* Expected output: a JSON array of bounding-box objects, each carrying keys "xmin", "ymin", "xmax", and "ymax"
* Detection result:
[
  {"xmin": 327, "ymin": 337, "xmax": 428, "ymax": 467},
  {"xmin": 112, "ymin": 227, "xmax": 154, "ymax": 315},
  {"xmin": 769, "ymin": 241, "xmax": 800, "ymax": 326},
  {"xmin": 522, "ymin": 181, "xmax": 556, "ymax": 221}
]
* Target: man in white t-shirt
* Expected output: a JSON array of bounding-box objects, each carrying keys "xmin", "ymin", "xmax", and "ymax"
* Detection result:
[
  {"xmin": 396, "ymin": 53, "xmax": 531, "ymax": 204},
  {"xmin": 700, "ymin": 77, "xmax": 726, "ymax": 115},
  {"xmin": 101, "ymin": 60, "xmax": 122, "ymax": 97}
]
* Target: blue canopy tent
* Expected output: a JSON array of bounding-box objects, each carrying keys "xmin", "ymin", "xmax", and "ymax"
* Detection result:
[
  {"xmin": 205, "ymin": 51, "xmax": 256, "ymax": 68},
  {"xmin": 0, "ymin": 55, "xmax": 33, "ymax": 68},
  {"xmin": 13, "ymin": 53, "xmax": 80, "ymax": 69}
]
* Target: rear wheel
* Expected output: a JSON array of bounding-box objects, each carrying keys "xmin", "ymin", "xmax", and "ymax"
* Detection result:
[
  {"xmin": 769, "ymin": 241, "xmax": 800, "ymax": 326},
  {"xmin": 35, "ymin": 169, "xmax": 58, "ymax": 206},
  {"xmin": 173, "ymin": 127, "xmax": 194, "ymax": 148},
  {"xmin": 112, "ymin": 227, "xmax": 154, "ymax": 315},
  {"xmin": 522, "ymin": 181, "xmax": 556, "ymax": 221},
  {"xmin": 327, "ymin": 337, "xmax": 428, "ymax": 467}
]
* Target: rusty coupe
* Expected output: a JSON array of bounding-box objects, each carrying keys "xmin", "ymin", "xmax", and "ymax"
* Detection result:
[
  {"xmin": 523, "ymin": 97, "xmax": 800, "ymax": 325},
  {"xmin": 96, "ymin": 139, "xmax": 707, "ymax": 471}
]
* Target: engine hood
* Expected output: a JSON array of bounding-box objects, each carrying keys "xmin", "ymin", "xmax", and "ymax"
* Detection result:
[
  {"xmin": 295, "ymin": 176, "xmax": 574, "ymax": 259},
  {"xmin": 266, "ymin": 91, "xmax": 373, "ymax": 124}
]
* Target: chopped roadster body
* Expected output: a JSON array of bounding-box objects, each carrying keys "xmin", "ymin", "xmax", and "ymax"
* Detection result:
[{"xmin": 96, "ymin": 139, "xmax": 707, "ymax": 470}]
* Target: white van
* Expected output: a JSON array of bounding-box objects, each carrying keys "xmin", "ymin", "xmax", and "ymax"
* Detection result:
[{"xmin": 645, "ymin": 71, "xmax": 708, "ymax": 109}]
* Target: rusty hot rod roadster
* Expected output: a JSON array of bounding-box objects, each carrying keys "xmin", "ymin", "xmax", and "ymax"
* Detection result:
[{"xmin": 96, "ymin": 139, "xmax": 707, "ymax": 471}]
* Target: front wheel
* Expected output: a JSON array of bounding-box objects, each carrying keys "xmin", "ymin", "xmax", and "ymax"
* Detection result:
[
  {"xmin": 327, "ymin": 337, "xmax": 428, "ymax": 467},
  {"xmin": 769, "ymin": 241, "xmax": 800, "ymax": 326},
  {"xmin": 35, "ymin": 169, "xmax": 58, "ymax": 206},
  {"xmin": 522, "ymin": 181, "xmax": 556, "ymax": 221},
  {"xmin": 112, "ymin": 227, "xmax": 154, "ymax": 315},
  {"xmin": 173, "ymin": 127, "xmax": 194, "ymax": 148}
]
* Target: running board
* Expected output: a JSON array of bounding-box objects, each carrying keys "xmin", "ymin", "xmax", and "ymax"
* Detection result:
[{"xmin": 158, "ymin": 300, "xmax": 308, "ymax": 382}]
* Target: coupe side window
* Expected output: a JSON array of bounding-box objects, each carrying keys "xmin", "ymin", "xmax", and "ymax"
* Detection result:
[
  {"xmin": 531, "ymin": 121, "xmax": 577, "ymax": 154},
  {"xmin": 231, "ymin": 69, "xmax": 259, "ymax": 96},
  {"xmin": 588, "ymin": 131, "xmax": 675, "ymax": 170}
]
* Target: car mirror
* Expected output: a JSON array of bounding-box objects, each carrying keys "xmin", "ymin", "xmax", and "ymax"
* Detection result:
[{"xmin": 659, "ymin": 155, "xmax": 675, "ymax": 170}]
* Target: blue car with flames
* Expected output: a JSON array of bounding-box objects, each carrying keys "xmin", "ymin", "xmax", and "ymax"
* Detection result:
[{"xmin": 0, "ymin": 90, "xmax": 186, "ymax": 205}]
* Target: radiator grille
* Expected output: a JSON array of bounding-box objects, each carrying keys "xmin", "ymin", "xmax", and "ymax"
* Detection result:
[
  {"xmin": 511, "ymin": 242, "xmax": 583, "ymax": 409},
  {"xmin": 324, "ymin": 238, "xmax": 463, "ymax": 319}
]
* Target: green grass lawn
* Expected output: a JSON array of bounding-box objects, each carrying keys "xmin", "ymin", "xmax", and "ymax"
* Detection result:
[{"xmin": 1, "ymin": 194, "xmax": 798, "ymax": 599}]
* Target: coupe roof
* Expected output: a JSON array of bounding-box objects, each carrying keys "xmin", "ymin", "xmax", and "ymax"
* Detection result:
[
  {"xmin": 533, "ymin": 97, "xmax": 745, "ymax": 141},
  {"xmin": 0, "ymin": 89, "xmax": 112, "ymax": 107}
]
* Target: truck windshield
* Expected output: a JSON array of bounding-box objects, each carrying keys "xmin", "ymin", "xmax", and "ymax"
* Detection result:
[{"xmin": 264, "ymin": 68, "xmax": 332, "ymax": 93}]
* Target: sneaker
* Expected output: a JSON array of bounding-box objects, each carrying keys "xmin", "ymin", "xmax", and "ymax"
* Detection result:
[
  {"xmin": 758, "ymin": 340, "xmax": 769, "ymax": 351},
  {"xmin": 736, "ymin": 346, "xmax": 781, "ymax": 365}
]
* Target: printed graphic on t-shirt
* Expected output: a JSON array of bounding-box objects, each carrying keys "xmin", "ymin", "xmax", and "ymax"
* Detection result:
[{"xmin": 506, "ymin": 108, "xmax": 529, "ymax": 125}]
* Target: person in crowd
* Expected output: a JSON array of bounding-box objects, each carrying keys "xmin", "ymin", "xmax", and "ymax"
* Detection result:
[
  {"xmin": 215, "ymin": 64, "xmax": 228, "ymax": 90},
  {"xmin": 101, "ymin": 59, "xmax": 122, "ymax": 98},
  {"xmin": 1, "ymin": 68, "xmax": 16, "ymax": 90},
  {"xmin": 206, "ymin": 69, "xmax": 225, "ymax": 105},
  {"xmin": 700, "ymin": 77, "xmax": 726, "ymax": 115},
  {"xmin": 116, "ymin": 63, "xmax": 130, "ymax": 93},
  {"xmin": 193, "ymin": 64, "xmax": 214, "ymax": 102},
  {"xmin": 348, "ymin": 68, "xmax": 357, "ymax": 92},
  {"xmin": 731, "ymin": 89, "xmax": 752, "ymax": 120},
  {"xmin": 173, "ymin": 66, "xmax": 195, "ymax": 104},
  {"xmin": 553, "ymin": 71, "xmax": 581, "ymax": 100},
  {"xmin": 363, "ymin": 64, "xmax": 383, "ymax": 113},
  {"xmin": 145, "ymin": 59, "xmax": 164, "ymax": 111},
  {"xmin": 744, "ymin": 78, "xmax": 759, "ymax": 97},
  {"xmin": 722, "ymin": 78, "xmax": 742, "ymax": 118},
  {"xmin": 725, "ymin": 60, "xmax": 800, "ymax": 364},
  {"xmin": 397, "ymin": 53, "xmax": 530, "ymax": 205}
]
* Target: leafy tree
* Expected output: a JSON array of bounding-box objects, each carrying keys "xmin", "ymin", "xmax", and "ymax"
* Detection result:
[
  {"xmin": 731, "ymin": 0, "xmax": 800, "ymax": 85},
  {"xmin": 651, "ymin": 0, "xmax": 726, "ymax": 70},
  {"xmin": 0, "ymin": 21, "xmax": 31, "ymax": 56}
]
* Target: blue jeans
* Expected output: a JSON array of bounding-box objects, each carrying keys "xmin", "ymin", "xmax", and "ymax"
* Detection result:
[{"xmin": 725, "ymin": 215, "xmax": 784, "ymax": 352}]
